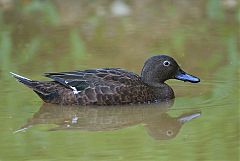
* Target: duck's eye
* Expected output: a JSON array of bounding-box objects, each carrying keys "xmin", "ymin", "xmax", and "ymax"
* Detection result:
[
  {"xmin": 163, "ymin": 60, "xmax": 170, "ymax": 66},
  {"xmin": 166, "ymin": 130, "xmax": 173, "ymax": 136}
]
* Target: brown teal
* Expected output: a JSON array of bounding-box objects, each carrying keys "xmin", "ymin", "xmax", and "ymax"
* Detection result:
[{"xmin": 10, "ymin": 55, "xmax": 200, "ymax": 105}]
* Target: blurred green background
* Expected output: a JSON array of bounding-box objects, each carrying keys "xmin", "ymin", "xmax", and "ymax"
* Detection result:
[{"xmin": 0, "ymin": 0, "xmax": 239, "ymax": 161}]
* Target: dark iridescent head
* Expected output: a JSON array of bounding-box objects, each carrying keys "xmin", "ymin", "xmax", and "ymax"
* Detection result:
[{"xmin": 141, "ymin": 55, "xmax": 200, "ymax": 87}]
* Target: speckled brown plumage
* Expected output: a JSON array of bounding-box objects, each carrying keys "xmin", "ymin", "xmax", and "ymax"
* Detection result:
[
  {"xmin": 11, "ymin": 55, "xmax": 200, "ymax": 105},
  {"xmin": 21, "ymin": 68, "xmax": 158, "ymax": 105}
]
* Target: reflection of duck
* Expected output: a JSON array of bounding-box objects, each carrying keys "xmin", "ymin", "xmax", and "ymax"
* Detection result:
[
  {"xmin": 10, "ymin": 55, "xmax": 200, "ymax": 105},
  {"xmin": 145, "ymin": 112, "xmax": 201, "ymax": 140},
  {"xmin": 17, "ymin": 100, "xmax": 201, "ymax": 140}
]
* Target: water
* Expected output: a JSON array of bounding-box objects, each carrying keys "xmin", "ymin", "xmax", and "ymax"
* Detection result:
[{"xmin": 0, "ymin": 1, "xmax": 239, "ymax": 161}]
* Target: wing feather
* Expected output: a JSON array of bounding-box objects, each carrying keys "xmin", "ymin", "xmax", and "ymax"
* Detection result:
[{"xmin": 44, "ymin": 68, "xmax": 142, "ymax": 94}]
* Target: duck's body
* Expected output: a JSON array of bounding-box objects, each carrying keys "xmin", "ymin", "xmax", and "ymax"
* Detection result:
[
  {"xmin": 11, "ymin": 55, "xmax": 200, "ymax": 105},
  {"xmin": 10, "ymin": 68, "xmax": 173, "ymax": 105}
]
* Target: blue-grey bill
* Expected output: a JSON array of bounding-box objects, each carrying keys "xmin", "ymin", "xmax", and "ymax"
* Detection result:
[{"xmin": 175, "ymin": 71, "xmax": 200, "ymax": 83}]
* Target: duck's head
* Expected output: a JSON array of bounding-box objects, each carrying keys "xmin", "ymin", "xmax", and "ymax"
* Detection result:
[{"xmin": 141, "ymin": 55, "xmax": 200, "ymax": 87}]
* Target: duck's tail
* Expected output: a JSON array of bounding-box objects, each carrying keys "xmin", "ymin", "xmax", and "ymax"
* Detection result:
[
  {"xmin": 10, "ymin": 72, "xmax": 46, "ymax": 93},
  {"xmin": 10, "ymin": 72, "xmax": 59, "ymax": 103},
  {"xmin": 10, "ymin": 72, "xmax": 34, "ymax": 87}
]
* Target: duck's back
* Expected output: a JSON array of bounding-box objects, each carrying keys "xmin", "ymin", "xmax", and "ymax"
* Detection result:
[{"xmin": 33, "ymin": 68, "xmax": 156, "ymax": 105}]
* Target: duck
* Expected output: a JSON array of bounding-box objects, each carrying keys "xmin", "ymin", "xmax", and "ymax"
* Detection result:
[{"xmin": 10, "ymin": 55, "xmax": 200, "ymax": 106}]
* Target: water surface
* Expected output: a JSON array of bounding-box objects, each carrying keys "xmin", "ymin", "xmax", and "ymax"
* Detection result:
[{"xmin": 0, "ymin": 1, "xmax": 239, "ymax": 161}]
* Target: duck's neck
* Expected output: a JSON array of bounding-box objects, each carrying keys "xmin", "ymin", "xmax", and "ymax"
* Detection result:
[
  {"xmin": 141, "ymin": 67, "xmax": 163, "ymax": 87},
  {"xmin": 151, "ymin": 84, "xmax": 175, "ymax": 100},
  {"xmin": 141, "ymin": 70, "xmax": 175, "ymax": 99}
]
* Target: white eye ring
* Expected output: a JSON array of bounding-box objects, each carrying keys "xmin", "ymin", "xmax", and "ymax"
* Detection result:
[
  {"xmin": 163, "ymin": 60, "xmax": 170, "ymax": 66},
  {"xmin": 166, "ymin": 130, "xmax": 173, "ymax": 136}
]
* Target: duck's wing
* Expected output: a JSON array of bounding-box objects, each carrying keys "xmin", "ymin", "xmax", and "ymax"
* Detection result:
[{"xmin": 44, "ymin": 68, "xmax": 142, "ymax": 94}]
